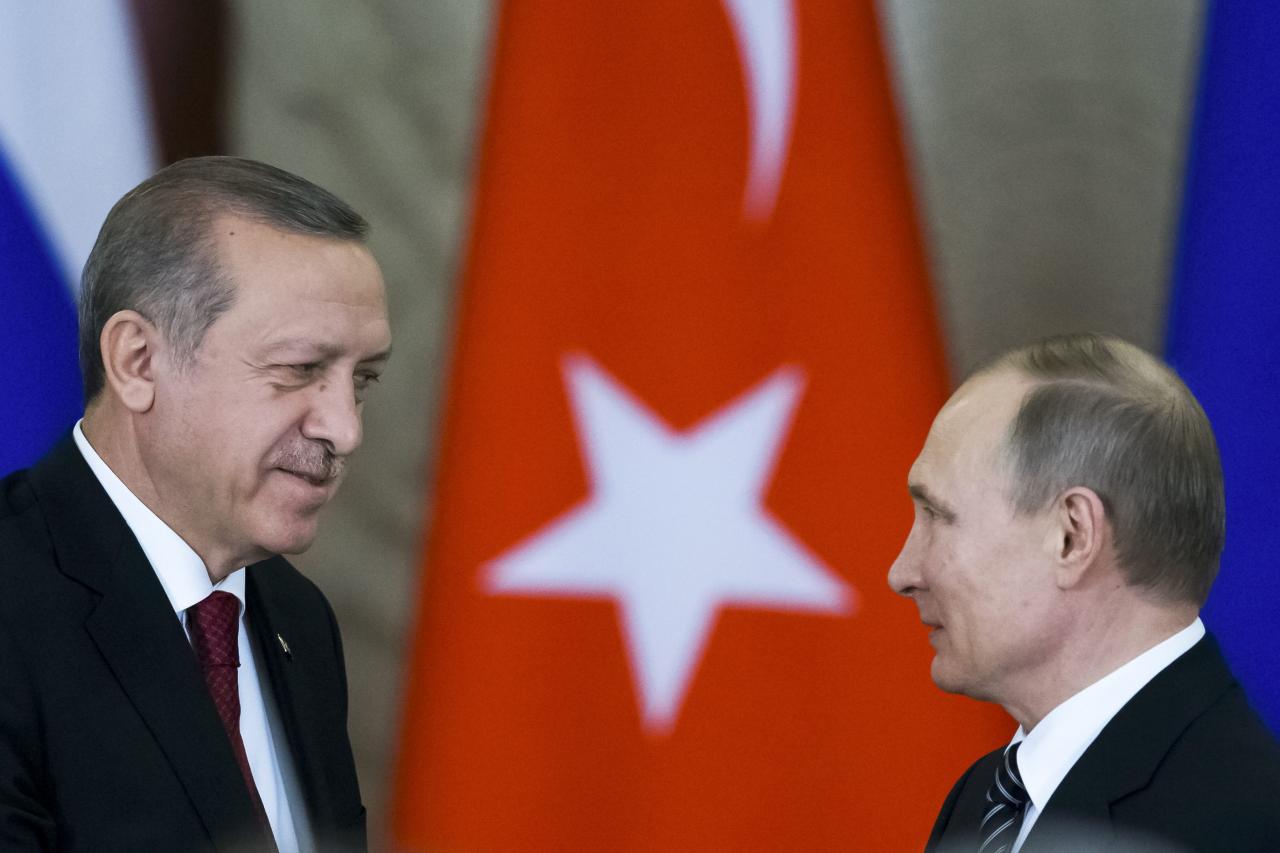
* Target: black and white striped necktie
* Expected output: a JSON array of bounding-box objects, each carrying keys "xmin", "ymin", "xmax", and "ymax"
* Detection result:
[{"xmin": 979, "ymin": 742, "xmax": 1028, "ymax": 853}]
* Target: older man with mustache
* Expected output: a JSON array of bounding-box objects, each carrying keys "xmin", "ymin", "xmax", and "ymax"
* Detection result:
[{"xmin": 0, "ymin": 157, "xmax": 391, "ymax": 852}]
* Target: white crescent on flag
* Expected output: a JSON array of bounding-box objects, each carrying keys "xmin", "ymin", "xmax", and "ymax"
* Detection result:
[{"xmin": 721, "ymin": 0, "xmax": 797, "ymax": 221}]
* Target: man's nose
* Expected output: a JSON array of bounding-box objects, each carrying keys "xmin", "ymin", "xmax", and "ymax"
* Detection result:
[
  {"xmin": 302, "ymin": 379, "xmax": 363, "ymax": 457},
  {"xmin": 887, "ymin": 531, "xmax": 922, "ymax": 597}
]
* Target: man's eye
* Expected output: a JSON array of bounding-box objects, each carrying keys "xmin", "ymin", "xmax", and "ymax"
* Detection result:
[
  {"xmin": 354, "ymin": 372, "xmax": 381, "ymax": 403},
  {"xmin": 291, "ymin": 363, "xmax": 321, "ymax": 377},
  {"xmin": 920, "ymin": 504, "xmax": 937, "ymax": 520}
]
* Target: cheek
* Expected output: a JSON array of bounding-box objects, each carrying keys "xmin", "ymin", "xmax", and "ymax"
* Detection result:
[
  {"xmin": 225, "ymin": 399, "xmax": 306, "ymax": 461},
  {"xmin": 931, "ymin": 545, "xmax": 999, "ymax": 631},
  {"xmin": 925, "ymin": 538, "xmax": 973, "ymax": 600}
]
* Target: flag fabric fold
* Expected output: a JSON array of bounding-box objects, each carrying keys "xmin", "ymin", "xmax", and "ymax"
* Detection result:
[
  {"xmin": 395, "ymin": 2, "xmax": 1009, "ymax": 849},
  {"xmin": 0, "ymin": 2, "xmax": 155, "ymax": 476},
  {"xmin": 1166, "ymin": 4, "xmax": 1280, "ymax": 734}
]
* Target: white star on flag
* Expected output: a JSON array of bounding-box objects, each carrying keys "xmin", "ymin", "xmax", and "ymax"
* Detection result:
[{"xmin": 484, "ymin": 354, "xmax": 855, "ymax": 734}]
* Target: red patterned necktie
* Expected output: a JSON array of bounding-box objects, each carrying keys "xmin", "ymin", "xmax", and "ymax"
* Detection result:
[{"xmin": 188, "ymin": 591, "xmax": 276, "ymax": 844}]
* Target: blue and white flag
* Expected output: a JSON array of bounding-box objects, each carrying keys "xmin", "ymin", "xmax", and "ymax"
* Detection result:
[
  {"xmin": 0, "ymin": 3, "xmax": 155, "ymax": 475},
  {"xmin": 1167, "ymin": 4, "xmax": 1280, "ymax": 733}
]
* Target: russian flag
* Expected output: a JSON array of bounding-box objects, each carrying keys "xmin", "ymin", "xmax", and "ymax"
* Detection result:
[
  {"xmin": 1167, "ymin": 4, "xmax": 1280, "ymax": 733},
  {"xmin": 0, "ymin": 3, "xmax": 155, "ymax": 476}
]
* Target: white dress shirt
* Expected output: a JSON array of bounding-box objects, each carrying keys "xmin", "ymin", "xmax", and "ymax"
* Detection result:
[
  {"xmin": 1006, "ymin": 617, "xmax": 1205, "ymax": 852},
  {"xmin": 74, "ymin": 422, "xmax": 307, "ymax": 852}
]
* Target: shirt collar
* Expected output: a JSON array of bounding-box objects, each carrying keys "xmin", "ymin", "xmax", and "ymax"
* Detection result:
[
  {"xmin": 73, "ymin": 420, "xmax": 246, "ymax": 616},
  {"xmin": 1010, "ymin": 617, "xmax": 1205, "ymax": 812}
]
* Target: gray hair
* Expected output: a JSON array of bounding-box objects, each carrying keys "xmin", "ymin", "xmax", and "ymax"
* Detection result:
[
  {"xmin": 79, "ymin": 155, "xmax": 369, "ymax": 402},
  {"xmin": 988, "ymin": 333, "xmax": 1224, "ymax": 605}
]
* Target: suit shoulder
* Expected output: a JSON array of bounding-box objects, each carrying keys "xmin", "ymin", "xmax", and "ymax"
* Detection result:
[
  {"xmin": 0, "ymin": 466, "xmax": 41, "ymax": 530},
  {"xmin": 0, "ymin": 468, "xmax": 61, "ymax": 596},
  {"xmin": 1167, "ymin": 683, "xmax": 1280, "ymax": 788},
  {"xmin": 1123, "ymin": 683, "xmax": 1280, "ymax": 846},
  {"xmin": 944, "ymin": 745, "xmax": 1004, "ymax": 796}
]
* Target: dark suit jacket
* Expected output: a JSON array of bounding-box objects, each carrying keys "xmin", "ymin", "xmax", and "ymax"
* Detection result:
[
  {"xmin": 0, "ymin": 436, "xmax": 366, "ymax": 852},
  {"xmin": 925, "ymin": 634, "xmax": 1280, "ymax": 852}
]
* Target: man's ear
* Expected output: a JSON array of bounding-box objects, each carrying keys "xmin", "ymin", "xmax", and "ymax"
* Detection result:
[
  {"xmin": 100, "ymin": 310, "xmax": 162, "ymax": 413},
  {"xmin": 1051, "ymin": 486, "xmax": 1108, "ymax": 590}
]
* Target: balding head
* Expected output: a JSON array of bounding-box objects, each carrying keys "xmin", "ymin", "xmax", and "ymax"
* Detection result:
[{"xmin": 984, "ymin": 333, "xmax": 1224, "ymax": 605}]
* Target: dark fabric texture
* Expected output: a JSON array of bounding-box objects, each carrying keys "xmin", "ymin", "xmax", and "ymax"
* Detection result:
[
  {"xmin": 925, "ymin": 634, "xmax": 1280, "ymax": 852},
  {"xmin": 0, "ymin": 435, "xmax": 366, "ymax": 852}
]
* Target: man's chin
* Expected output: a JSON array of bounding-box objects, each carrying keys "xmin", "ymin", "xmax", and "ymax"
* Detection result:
[
  {"xmin": 929, "ymin": 657, "xmax": 967, "ymax": 696},
  {"xmin": 272, "ymin": 538, "xmax": 317, "ymax": 557},
  {"xmin": 252, "ymin": 516, "xmax": 322, "ymax": 558},
  {"xmin": 930, "ymin": 658, "xmax": 999, "ymax": 704}
]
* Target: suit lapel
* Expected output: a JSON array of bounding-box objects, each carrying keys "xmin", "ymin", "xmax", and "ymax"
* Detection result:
[
  {"xmin": 247, "ymin": 561, "xmax": 348, "ymax": 840},
  {"xmin": 1022, "ymin": 635, "xmax": 1236, "ymax": 851},
  {"xmin": 30, "ymin": 436, "xmax": 264, "ymax": 848},
  {"xmin": 927, "ymin": 749, "xmax": 1002, "ymax": 851}
]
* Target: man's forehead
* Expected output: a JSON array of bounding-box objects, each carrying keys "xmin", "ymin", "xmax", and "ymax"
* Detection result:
[
  {"xmin": 212, "ymin": 213, "xmax": 378, "ymax": 269},
  {"xmin": 945, "ymin": 369, "xmax": 1031, "ymax": 432},
  {"xmin": 915, "ymin": 369, "xmax": 1031, "ymax": 479},
  {"xmin": 213, "ymin": 218, "xmax": 384, "ymax": 302},
  {"xmin": 200, "ymin": 215, "xmax": 391, "ymax": 359}
]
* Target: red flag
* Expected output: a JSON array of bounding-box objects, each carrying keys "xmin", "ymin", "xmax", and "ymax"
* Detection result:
[{"xmin": 394, "ymin": 1, "xmax": 1008, "ymax": 849}]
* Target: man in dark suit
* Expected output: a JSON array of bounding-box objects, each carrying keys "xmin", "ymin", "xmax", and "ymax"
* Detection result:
[
  {"xmin": 0, "ymin": 157, "xmax": 391, "ymax": 851},
  {"xmin": 889, "ymin": 333, "xmax": 1280, "ymax": 852}
]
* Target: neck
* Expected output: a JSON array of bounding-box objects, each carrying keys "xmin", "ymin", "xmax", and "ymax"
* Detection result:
[{"xmin": 999, "ymin": 595, "xmax": 1198, "ymax": 731}]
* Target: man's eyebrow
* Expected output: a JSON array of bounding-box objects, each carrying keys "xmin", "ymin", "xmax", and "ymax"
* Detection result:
[
  {"xmin": 908, "ymin": 483, "xmax": 957, "ymax": 522},
  {"xmin": 261, "ymin": 339, "xmax": 392, "ymax": 364},
  {"xmin": 261, "ymin": 339, "xmax": 339, "ymax": 359},
  {"xmin": 360, "ymin": 346, "xmax": 392, "ymax": 366}
]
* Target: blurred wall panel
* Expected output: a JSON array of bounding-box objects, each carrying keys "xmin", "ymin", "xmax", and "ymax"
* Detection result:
[
  {"xmin": 881, "ymin": 0, "xmax": 1203, "ymax": 377},
  {"xmin": 129, "ymin": 0, "xmax": 228, "ymax": 161},
  {"xmin": 226, "ymin": 0, "xmax": 494, "ymax": 844}
]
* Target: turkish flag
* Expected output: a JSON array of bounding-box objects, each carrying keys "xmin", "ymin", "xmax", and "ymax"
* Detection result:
[{"xmin": 393, "ymin": 1, "xmax": 1009, "ymax": 850}]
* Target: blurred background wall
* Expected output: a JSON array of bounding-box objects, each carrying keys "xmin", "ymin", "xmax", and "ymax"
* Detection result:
[{"xmin": 220, "ymin": 0, "xmax": 1204, "ymax": 845}]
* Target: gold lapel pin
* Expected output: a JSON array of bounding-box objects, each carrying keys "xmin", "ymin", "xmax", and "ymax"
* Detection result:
[{"xmin": 277, "ymin": 633, "xmax": 292, "ymax": 659}]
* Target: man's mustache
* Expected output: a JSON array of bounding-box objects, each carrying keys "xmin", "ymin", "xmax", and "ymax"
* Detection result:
[{"xmin": 270, "ymin": 442, "xmax": 344, "ymax": 483}]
